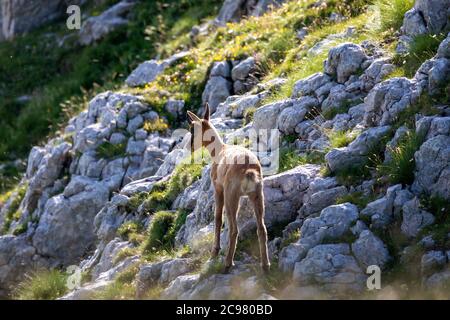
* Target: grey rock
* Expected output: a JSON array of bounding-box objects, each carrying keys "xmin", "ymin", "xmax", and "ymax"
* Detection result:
[
  {"xmin": 421, "ymin": 250, "xmax": 447, "ymax": 277},
  {"xmin": 401, "ymin": 198, "xmax": 435, "ymax": 238},
  {"xmin": 352, "ymin": 230, "xmax": 391, "ymax": 270},
  {"xmin": 324, "ymin": 43, "xmax": 368, "ymax": 83},
  {"xmin": 202, "ymin": 76, "xmax": 232, "ymax": 113},
  {"xmin": 79, "ymin": 1, "xmax": 136, "ymax": 46},
  {"xmin": 325, "ymin": 126, "xmax": 391, "ymax": 172},
  {"xmin": 277, "ymin": 96, "xmax": 318, "ymax": 134},
  {"xmin": 363, "ymin": 77, "xmax": 417, "ymax": 127},
  {"xmin": 161, "ymin": 274, "xmax": 200, "ymax": 299},
  {"xmin": 165, "ymin": 99, "xmax": 185, "ymax": 117},
  {"xmin": 32, "ymin": 180, "xmax": 110, "ymax": 265},
  {"xmin": 125, "ymin": 51, "xmax": 189, "ymax": 87},
  {"xmin": 293, "ymin": 243, "xmax": 366, "ymax": 294},
  {"xmin": 0, "ymin": 235, "xmax": 48, "ymax": 297},
  {"xmin": 413, "ymin": 134, "xmax": 450, "ymax": 199},
  {"xmin": 231, "ymin": 57, "xmax": 256, "ymax": 81},
  {"xmin": 279, "ymin": 203, "xmax": 358, "ymax": 272},
  {"xmin": 1, "ymin": 0, "xmax": 85, "ymax": 40}
]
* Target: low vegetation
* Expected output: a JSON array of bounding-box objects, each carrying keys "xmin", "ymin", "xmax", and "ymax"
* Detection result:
[
  {"xmin": 142, "ymin": 209, "xmax": 188, "ymax": 254},
  {"xmin": 14, "ymin": 269, "xmax": 68, "ymax": 300},
  {"xmin": 376, "ymin": 0, "xmax": 414, "ymax": 31},
  {"xmin": 377, "ymin": 131, "xmax": 424, "ymax": 185},
  {"xmin": 1, "ymin": 183, "xmax": 27, "ymax": 235}
]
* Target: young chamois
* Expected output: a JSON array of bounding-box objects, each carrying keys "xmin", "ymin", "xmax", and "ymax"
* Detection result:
[{"xmin": 187, "ymin": 104, "xmax": 270, "ymax": 273}]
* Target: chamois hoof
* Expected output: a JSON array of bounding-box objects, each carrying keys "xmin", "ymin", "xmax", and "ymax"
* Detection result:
[
  {"xmin": 223, "ymin": 265, "xmax": 233, "ymax": 274},
  {"xmin": 261, "ymin": 264, "xmax": 271, "ymax": 274},
  {"xmin": 211, "ymin": 247, "xmax": 220, "ymax": 258}
]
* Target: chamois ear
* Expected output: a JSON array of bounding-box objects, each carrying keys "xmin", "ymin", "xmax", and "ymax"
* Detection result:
[
  {"xmin": 203, "ymin": 103, "xmax": 210, "ymax": 121},
  {"xmin": 187, "ymin": 111, "xmax": 201, "ymax": 123}
]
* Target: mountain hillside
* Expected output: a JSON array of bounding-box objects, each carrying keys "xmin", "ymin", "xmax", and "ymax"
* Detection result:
[{"xmin": 0, "ymin": 0, "xmax": 449, "ymax": 300}]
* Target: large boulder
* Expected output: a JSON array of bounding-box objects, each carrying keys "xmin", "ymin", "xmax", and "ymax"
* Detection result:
[
  {"xmin": 401, "ymin": 0, "xmax": 450, "ymax": 37},
  {"xmin": 279, "ymin": 203, "xmax": 359, "ymax": 272},
  {"xmin": 412, "ymin": 134, "xmax": 450, "ymax": 199},
  {"xmin": 292, "ymin": 244, "xmax": 366, "ymax": 295},
  {"xmin": 1, "ymin": 0, "xmax": 85, "ymax": 40},
  {"xmin": 79, "ymin": 0, "xmax": 136, "ymax": 46},
  {"xmin": 202, "ymin": 75, "xmax": 232, "ymax": 114},
  {"xmin": 324, "ymin": 43, "xmax": 368, "ymax": 84},
  {"xmin": 352, "ymin": 230, "xmax": 391, "ymax": 270},
  {"xmin": 32, "ymin": 178, "xmax": 110, "ymax": 265},
  {"xmin": 125, "ymin": 51, "xmax": 189, "ymax": 87},
  {"xmin": 363, "ymin": 77, "xmax": 418, "ymax": 127},
  {"xmin": 401, "ymin": 197, "xmax": 435, "ymax": 238}
]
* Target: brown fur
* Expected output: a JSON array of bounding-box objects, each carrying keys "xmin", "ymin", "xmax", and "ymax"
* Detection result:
[{"xmin": 187, "ymin": 105, "xmax": 270, "ymax": 273}]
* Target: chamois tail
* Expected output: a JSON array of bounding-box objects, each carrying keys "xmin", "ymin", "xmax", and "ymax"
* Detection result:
[{"xmin": 241, "ymin": 169, "xmax": 261, "ymax": 194}]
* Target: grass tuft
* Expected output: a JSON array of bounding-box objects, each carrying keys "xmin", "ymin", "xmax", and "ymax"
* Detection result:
[{"xmin": 14, "ymin": 269, "xmax": 68, "ymax": 300}]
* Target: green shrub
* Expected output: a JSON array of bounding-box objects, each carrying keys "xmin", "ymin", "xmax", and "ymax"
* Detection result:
[
  {"xmin": 14, "ymin": 269, "xmax": 68, "ymax": 300},
  {"xmin": 97, "ymin": 141, "xmax": 127, "ymax": 159},
  {"xmin": 377, "ymin": 0, "xmax": 414, "ymax": 31},
  {"xmin": 377, "ymin": 131, "xmax": 424, "ymax": 185},
  {"xmin": 142, "ymin": 209, "xmax": 188, "ymax": 254}
]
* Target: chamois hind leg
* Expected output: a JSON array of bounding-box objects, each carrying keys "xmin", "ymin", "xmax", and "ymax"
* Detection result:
[
  {"xmin": 248, "ymin": 185, "xmax": 270, "ymax": 273},
  {"xmin": 212, "ymin": 187, "xmax": 224, "ymax": 258},
  {"xmin": 224, "ymin": 187, "xmax": 240, "ymax": 273}
]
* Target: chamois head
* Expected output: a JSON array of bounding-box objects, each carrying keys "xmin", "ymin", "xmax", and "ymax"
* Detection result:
[{"xmin": 186, "ymin": 103, "xmax": 214, "ymax": 154}]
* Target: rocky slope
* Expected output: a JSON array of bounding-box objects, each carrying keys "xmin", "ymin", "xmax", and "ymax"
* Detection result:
[{"xmin": 0, "ymin": 0, "xmax": 449, "ymax": 299}]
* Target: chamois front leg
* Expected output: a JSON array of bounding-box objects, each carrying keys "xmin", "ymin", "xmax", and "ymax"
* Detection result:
[{"xmin": 212, "ymin": 188, "xmax": 224, "ymax": 258}]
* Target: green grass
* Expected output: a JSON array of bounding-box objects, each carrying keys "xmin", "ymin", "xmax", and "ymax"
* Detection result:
[
  {"xmin": 278, "ymin": 147, "xmax": 307, "ymax": 173},
  {"xmin": 394, "ymin": 33, "xmax": 446, "ymax": 78},
  {"xmin": 327, "ymin": 130, "xmax": 358, "ymax": 149},
  {"xmin": 377, "ymin": 131, "xmax": 424, "ymax": 185},
  {"xmin": 142, "ymin": 158, "xmax": 205, "ymax": 214},
  {"xmin": 117, "ymin": 221, "xmax": 145, "ymax": 245},
  {"xmin": 0, "ymin": 0, "xmax": 222, "ymax": 163},
  {"xmin": 14, "ymin": 269, "xmax": 69, "ymax": 300},
  {"xmin": 142, "ymin": 209, "xmax": 188, "ymax": 254},
  {"xmin": 336, "ymin": 191, "xmax": 377, "ymax": 210},
  {"xmin": 322, "ymin": 99, "xmax": 362, "ymax": 120},
  {"xmin": 281, "ymin": 230, "xmax": 300, "ymax": 248},
  {"xmin": 419, "ymin": 196, "xmax": 450, "ymax": 248},
  {"xmin": 1, "ymin": 183, "xmax": 27, "ymax": 235},
  {"xmin": 376, "ymin": 0, "xmax": 414, "ymax": 31},
  {"xmin": 96, "ymin": 141, "xmax": 127, "ymax": 160}
]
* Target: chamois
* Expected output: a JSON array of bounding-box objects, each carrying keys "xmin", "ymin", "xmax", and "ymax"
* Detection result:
[{"xmin": 187, "ymin": 104, "xmax": 270, "ymax": 273}]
